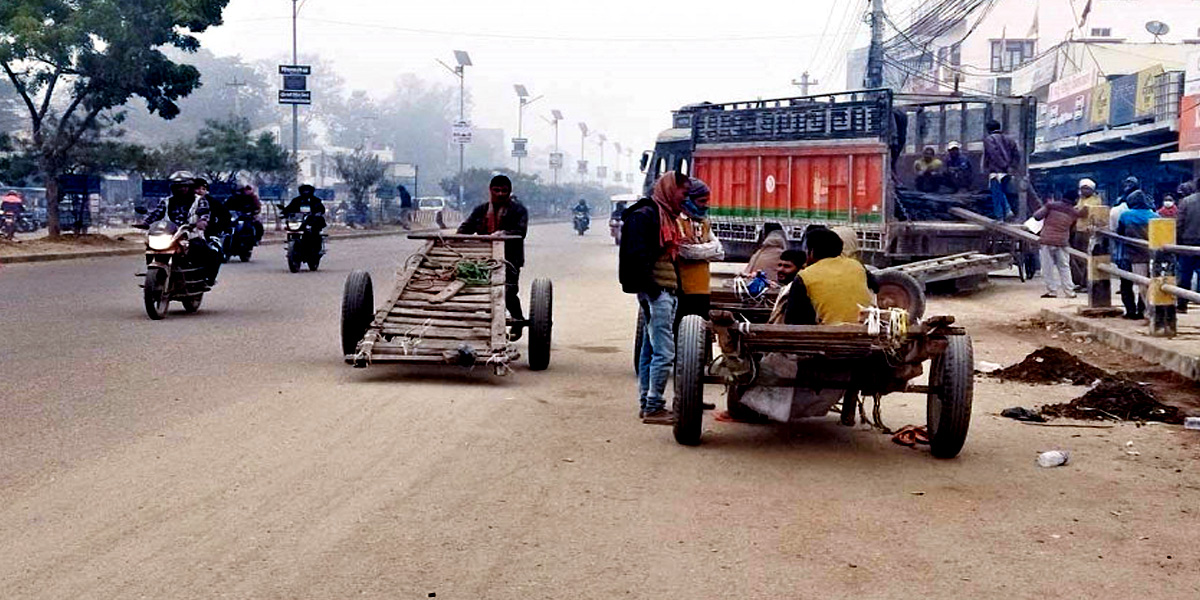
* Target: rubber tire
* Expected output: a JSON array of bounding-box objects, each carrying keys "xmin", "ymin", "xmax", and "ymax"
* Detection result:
[
  {"xmin": 341, "ymin": 270, "xmax": 374, "ymax": 357},
  {"xmin": 239, "ymin": 250, "xmax": 252, "ymax": 262},
  {"xmin": 633, "ymin": 305, "xmax": 646, "ymax": 375},
  {"xmin": 143, "ymin": 268, "xmax": 169, "ymax": 320},
  {"xmin": 927, "ymin": 334, "xmax": 974, "ymax": 459},
  {"xmin": 181, "ymin": 294, "xmax": 203, "ymax": 313},
  {"xmin": 528, "ymin": 278, "xmax": 553, "ymax": 371},
  {"xmin": 286, "ymin": 241, "xmax": 301, "ymax": 273},
  {"xmin": 308, "ymin": 256, "xmax": 321, "ymax": 272},
  {"xmin": 673, "ymin": 314, "xmax": 707, "ymax": 446},
  {"xmin": 875, "ymin": 269, "xmax": 926, "ymax": 321}
]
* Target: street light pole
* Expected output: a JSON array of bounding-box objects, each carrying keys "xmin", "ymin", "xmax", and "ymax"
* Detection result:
[
  {"xmin": 291, "ymin": 0, "xmax": 299, "ymax": 163},
  {"xmin": 440, "ymin": 51, "xmax": 472, "ymax": 206}
]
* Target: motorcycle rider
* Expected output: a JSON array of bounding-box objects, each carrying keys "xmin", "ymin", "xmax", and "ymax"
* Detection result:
[
  {"xmin": 2, "ymin": 190, "xmax": 24, "ymax": 239},
  {"xmin": 283, "ymin": 184, "xmax": 327, "ymax": 232},
  {"xmin": 573, "ymin": 198, "xmax": 591, "ymax": 232},
  {"xmin": 225, "ymin": 183, "xmax": 264, "ymax": 243},
  {"xmin": 141, "ymin": 173, "xmax": 221, "ymax": 285}
]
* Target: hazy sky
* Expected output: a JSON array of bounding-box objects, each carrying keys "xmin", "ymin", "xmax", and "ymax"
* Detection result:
[{"xmin": 198, "ymin": 0, "xmax": 871, "ymax": 168}]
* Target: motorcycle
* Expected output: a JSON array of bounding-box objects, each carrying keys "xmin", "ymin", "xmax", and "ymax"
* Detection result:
[
  {"xmin": 573, "ymin": 212, "xmax": 590, "ymax": 236},
  {"xmin": 1, "ymin": 211, "xmax": 15, "ymax": 240},
  {"xmin": 609, "ymin": 216, "xmax": 622, "ymax": 245},
  {"xmin": 137, "ymin": 218, "xmax": 213, "ymax": 320},
  {"xmin": 221, "ymin": 210, "xmax": 259, "ymax": 263},
  {"xmin": 15, "ymin": 213, "xmax": 38, "ymax": 233},
  {"xmin": 282, "ymin": 205, "xmax": 326, "ymax": 273}
]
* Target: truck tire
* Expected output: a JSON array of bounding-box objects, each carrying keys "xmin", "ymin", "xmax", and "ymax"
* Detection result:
[
  {"xmin": 875, "ymin": 270, "xmax": 926, "ymax": 321},
  {"xmin": 633, "ymin": 305, "xmax": 646, "ymax": 375},
  {"xmin": 341, "ymin": 270, "xmax": 374, "ymax": 357},
  {"xmin": 673, "ymin": 315, "xmax": 707, "ymax": 446},
  {"xmin": 528, "ymin": 278, "xmax": 553, "ymax": 371},
  {"xmin": 927, "ymin": 334, "xmax": 974, "ymax": 459},
  {"xmin": 144, "ymin": 267, "xmax": 169, "ymax": 320}
]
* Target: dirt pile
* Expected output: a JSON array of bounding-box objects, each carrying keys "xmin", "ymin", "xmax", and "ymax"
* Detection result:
[
  {"xmin": 992, "ymin": 346, "xmax": 1108, "ymax": 386},
  {"xmin": 1040, "ymin": 379, "xmax": 1184, "ymax": 424}
]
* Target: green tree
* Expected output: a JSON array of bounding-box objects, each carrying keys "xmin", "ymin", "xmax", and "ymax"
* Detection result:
[
  {"xmin": 0, "ymin": 0, "xmax": 230, "ymax": 235},
  {"xmin": 334, "ymin": 147, "xmax": 386, "ymax": 225}
]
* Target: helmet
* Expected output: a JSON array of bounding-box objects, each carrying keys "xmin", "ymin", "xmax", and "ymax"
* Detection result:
[
  {"xmin": 298, "ymin": 184, "xmax": 315, "ymax": 194},
  {"xmin": 169, "ymin": 171, "xmax": 195, "ymax": 184},
  {"xmin": 192, "ymin": 177, "xmax": 209, "ymax": 188}
]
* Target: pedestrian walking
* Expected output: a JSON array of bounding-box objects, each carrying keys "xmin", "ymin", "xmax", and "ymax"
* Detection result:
[
  {"xmin": 1117, "ymin": 189, "xmax": 1156, "ymax": 320},
  {"xmin": 1033, "ymin": 191, "xmax": 1084, "ymax": 298},
  {"xmin": 619, "ymin": 171, "xmax": 689, "ymax": 425},
  {"xmin": 983, "ymin": 119, "xmax": 1021, "ymax": 221},
  {"xmin": 1176, "ymin": 180, "xmax": 1200, "ymax": 313}
]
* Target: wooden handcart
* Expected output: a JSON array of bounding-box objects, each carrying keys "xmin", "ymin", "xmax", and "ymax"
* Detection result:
[
  {"xmin": 673, "ymin": 311, "xmax": 974, "ymax": 459},
  {"xmin": 340, "ymin": 233, "xmax": 552, "ymax": 375}
]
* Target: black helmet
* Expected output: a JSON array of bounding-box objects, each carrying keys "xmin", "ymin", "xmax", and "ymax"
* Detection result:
[{"xmin": 298, "ymin": 184, "xmax": 315, "ymax": 194}]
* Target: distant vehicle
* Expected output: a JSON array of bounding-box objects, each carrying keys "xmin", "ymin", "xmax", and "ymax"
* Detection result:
[{"xmin": 416, "ymin": 197, "xmax": 448, "ymax": 211}]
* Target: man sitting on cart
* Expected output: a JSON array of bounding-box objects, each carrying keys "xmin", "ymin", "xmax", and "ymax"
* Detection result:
[
  {"xmin": 784, "ymin": 228, "xmax": 874, "ymax": 326},
  {"xmin": 457, "ymin": 175, "xmax": 530, "ymax": 340},
  {"xmin": 767, "ymin": 250, "xmax": 806, "ymax": 324}
]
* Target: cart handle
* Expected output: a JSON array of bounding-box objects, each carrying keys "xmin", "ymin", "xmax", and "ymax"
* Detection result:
[{"xmin": 407, "ymin": 233, "xmax": 522, "ymax": 241}]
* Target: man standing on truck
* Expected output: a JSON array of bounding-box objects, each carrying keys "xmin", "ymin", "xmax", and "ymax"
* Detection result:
[
  {"xmin": 458, "ymin": 175, "xmax": 529, "ymax": 339},
  {"xmin": 620, "ymin": 171, "xmax": 689, "ymax": 425},
  {"xmin": 983, "ymin": 119, "xmax": 1021, "ymax": 221}
]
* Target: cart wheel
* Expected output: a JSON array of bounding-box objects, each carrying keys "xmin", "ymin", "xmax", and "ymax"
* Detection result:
[
  {"xmin": 181, "ymin": 294, "xmax": 203, "ymax": 313},
  {"xmin": 633, "ymin": 305, "xmax": 646, "ymax": 375},
  {"xmin": 528, "ymin": 278, "xmax": 553, "ymax": 371},
  {"xmin": 341, "ymin": 270, "xmax": 374, "ymax": 357},
  {"xmin": 673, "ymin": 315, "xmax": 707, "ymax": 446},
  {"xmin": 927, "ymin": 334, "xmax": 974, "ymax": 459},
  {"xmin": 876, "ymin": 270, "xmax": 926, "ymax": 321}
]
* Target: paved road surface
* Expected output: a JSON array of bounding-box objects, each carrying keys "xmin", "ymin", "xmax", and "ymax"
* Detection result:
[{"xmin": 1, "ymin": 224, "xmax": 1197, "ymax": 598}]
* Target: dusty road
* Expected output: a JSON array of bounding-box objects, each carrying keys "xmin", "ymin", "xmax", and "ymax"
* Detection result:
[{"xmin": 1, "ymin": 224, "xmax": 1197, "ymax": 599}]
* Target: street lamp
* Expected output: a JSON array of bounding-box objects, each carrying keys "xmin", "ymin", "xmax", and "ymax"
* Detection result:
[
  {"xmin": 542, "ymin": 109, "xmax": 564, "ymax": 186},
  {"xmin": 514, "ymin": 84, "xmax": 543, "ymax": 176},
  {"xmin": 596, "ymin": 133, "xmax": 607, "ymax": 184},
  {"xmin": 438, "ymin": 50, "xmax": 472, "ymax": 205},
  {"xmin": 578, "ymin": 122, "xmax": 590, "ymax": 184}
]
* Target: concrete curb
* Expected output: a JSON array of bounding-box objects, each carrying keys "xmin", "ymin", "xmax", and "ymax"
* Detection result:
[
  {"xmin": 1039, "ymin": 308, "xmax": 1200, "ymax": 381},
  {"xmin": 0, "ymin": 227, "xmax": 436, "ymax": 265}
]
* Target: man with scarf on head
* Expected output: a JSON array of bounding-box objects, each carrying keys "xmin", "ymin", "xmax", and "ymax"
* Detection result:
[
  {"xmin": 619, "ymin": 170, "xmax": 690, "ymax": 425},
  {"xmin": 674, "ymin": 177, "xmax": 724, "ymax": 330},
  {"xmin": 1116, "ymin": 183, "xmax": 1156, "ymax": 320},
  {"xmin": 458, "ymin": 175, "xmax": 530, "ymax": 339}
]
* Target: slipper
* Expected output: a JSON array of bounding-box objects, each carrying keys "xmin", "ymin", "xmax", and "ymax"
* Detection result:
[
  {"xmin": 891, "ymin": 424, "xmax": 930, "ymax": 447},
  {"xmin": 714, "ymin": 410, "xmax": 769, "ymax": 424}
]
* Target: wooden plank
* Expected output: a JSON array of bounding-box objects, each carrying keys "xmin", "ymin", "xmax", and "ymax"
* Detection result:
[
  {"xmin": 400, "ymin": 290, "xmax": 491, "ymax": 303},
  {"xmin": 385, "ymin": 315, "xmax": 489, "ymax": 328},
  {"xmin": 381, "ymin": 326, "xmax": 492, "ymax": 339},
  {"xmin": 373, "ymin": 241, "xmax": 435, "ymax": 327},
  {"xmin": 430, "ymin": 280, "xmax": 466, "ymax": 304},
  {"xmin": 410, "ymin": 233, "xmax": 520, "ymax": 241},
  {"xmin": 374, "ymin": 339, "xmax": 498, "ymax": 352},
  {"xmin": 490, "ymin": 239, "xmax": 508, "ymax": 348},
  {"xmin": 391, "ymin": 300, "xmax": 496, "ymax": 312},
  {"xmin": 388, "ymin": 307, "xmax": 490, "ymax": 320}
]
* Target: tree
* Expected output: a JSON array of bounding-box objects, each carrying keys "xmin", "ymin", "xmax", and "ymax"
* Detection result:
[
  {"xmin": 334, "ymin": 148, "xmax": 386, "ymax": 225},
  {"xmin": 193, "ymin": 117, "xmax": 293, "ymax": 183},
  {"xmin": 0, "ymin": 0, "xmax": 230, "ymax": 235}
]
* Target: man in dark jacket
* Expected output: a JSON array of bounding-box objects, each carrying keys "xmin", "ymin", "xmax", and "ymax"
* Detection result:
[
  {"xmin": 1117, "ymin": 191, "xmax": 1156, "ymax": 319},
  {"xmin": 458, "ymin": 175, "xmax": 529, "ymax": 338},
  {"xmin": 283, "ymin": 184, "xmax": 327, "ymax": 232},
  {"xmin": 620, "ymin": 171, "xmax": 688, "ymax": 425},
  {"xmin": 983, "ymin": 119, "xmax": 1021, "ymax": 221},
  {"xmin": 1175, "ymin": 181, "xmax": 1200, "ymax": 312}
]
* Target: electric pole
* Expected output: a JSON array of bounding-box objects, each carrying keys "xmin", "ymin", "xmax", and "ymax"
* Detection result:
[
  {"xmin": 866, "ymin": 0, "xmax": 886, "ymax": 88},
  {"xmin": 227, "ymin": 79, "xmax": 248, "ymax": 117},
  {"xmin": 791, "ymin": 71, "xmax": 819, "ymax": 95},
  {"xmin": 291, "ymin": 0, "xmax": 299, "ymax": 160}
]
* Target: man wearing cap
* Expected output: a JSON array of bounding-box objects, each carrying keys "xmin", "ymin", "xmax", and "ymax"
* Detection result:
[
  {"xmin": 943, "ymin": 142, "xmax": 973, "ymax": 192},
  {"xmin": 1070, "ymin": 178, "xmax": 1103, "ymax": 290},
  {"xmin": 458, "ymin": 175, "xmax": 529, "ymax": 339}
]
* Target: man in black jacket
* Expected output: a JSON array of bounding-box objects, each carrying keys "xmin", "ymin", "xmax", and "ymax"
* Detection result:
[
  {"xmin": 458, "ymin": 175, "xmax": 529, "ymax": 339},
  {"xmin": 619, "ymin": 171, "xmax": 688, "ymax": 425}
]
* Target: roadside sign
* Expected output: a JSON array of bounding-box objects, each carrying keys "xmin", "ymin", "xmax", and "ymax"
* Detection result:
[
  {"xmin": 511, "ymin": 137, "xmax": 528, "ymax": 158},
  {"xmin": 613, "ymin": 171, "xmax": 622, "ymax": 183},
  {"xmin": 452, "ymin": 120, "xmax": 472, "ymax": 145},
  {"xmin": 626, "ymin": 173, "xmax": 635, "ymax": 184},
  {"xmin": 577, "ymin": 160, "xmax": 588, "ymax": 175},
  {"xmin": 597, "ymin": 166, "xmax": 608, "ymax": 180},
  {"xmin": 279, "ymin": 90, "xmax": 312, "ymax": 105},
  {"xmin": 259, "ymin": 185, "xmax": 285, "ymax": 200},
  {"xmin": 282, "ymin": 75, "xmax": 307, "ymax": 91},
  {"xmin": 279, "ymin": 65, "xmax": 312, "ymax": 75},
  {"xmin": 549, "ymin": 152, "xmax": 564, "ymax": 169}
]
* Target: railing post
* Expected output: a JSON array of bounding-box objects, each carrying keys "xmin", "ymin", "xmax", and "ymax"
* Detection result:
[
  {"xmin": 1148, "ymin": 218, "xmax": 1177, "ymax": 337},
  {"xmin": 1086, "ymin": 207, "xmax": 1114, "ymax": 312}
]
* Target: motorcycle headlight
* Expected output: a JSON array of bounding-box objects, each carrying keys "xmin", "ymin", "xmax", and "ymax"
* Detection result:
[
  {"xmin": 148, "ymin": 233, "xmax": 175, "ymax": 251},
  {"xmin": 287, "ymin": 218, "xmax": 304, "ymax": 230}
]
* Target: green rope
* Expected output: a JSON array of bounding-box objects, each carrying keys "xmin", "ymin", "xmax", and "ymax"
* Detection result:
[{"xmin": 454, "ymin": 259, "xmax": 499, "ymax": 286}]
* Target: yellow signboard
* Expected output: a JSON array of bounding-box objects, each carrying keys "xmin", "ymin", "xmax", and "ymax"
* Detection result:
[
  {"xmin": 1135, "ymin": 65, "xmax": 1165, "ymax": 117},
  {"xmin": 1090, "ymin": 80, "xmax": 1112, "ymax": 126}
]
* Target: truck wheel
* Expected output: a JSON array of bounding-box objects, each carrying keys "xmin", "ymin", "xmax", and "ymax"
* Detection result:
[
  {"xmin": 927, "ymin": 334, "xmax": 974, "ymax": 459},
  {"xmin": 341, "ymin": 270, "xmax": 374, "ymax": 357},
  {"xmin": 181, "ymin": 294, "xmax": 203, "ymax": 313},
  {"xmin": 673, "ymin": 315, "xmax": 707, "ymax": 446},
  {"xmin": 287, "ymin": 241, "xmax": 301, "ymax": 273},
  {"xmin": 633, "ymin": 305, "xmax": 646, "ymax": 375},
  {"xmin": 528, "ymin": 278, "xmax": 553, "ymax": 371},
  {"xmin": 875, "ymin": 270, "xmax": 926, "ymax": 321},
  {"xmin": 143, "ymin": 268, "xmax": 169, "ymax": 320}
]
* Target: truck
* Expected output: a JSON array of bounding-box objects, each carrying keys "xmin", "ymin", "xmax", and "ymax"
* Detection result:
[{"xmin": 639, "ymin": 89, "xmax": 1037, "ymax": 270}]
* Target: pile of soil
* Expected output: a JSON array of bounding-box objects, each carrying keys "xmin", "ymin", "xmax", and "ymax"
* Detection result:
[
  {"xmin": 992, "ymin": 346, "xmax": 1109, "ymax": 386},
  {"xmin": 1040, "ymin": 379, "xmax": 1184, "ymax": 424}
]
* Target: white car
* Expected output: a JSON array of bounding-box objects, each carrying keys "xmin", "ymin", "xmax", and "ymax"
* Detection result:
[{"xmin": 416, "ymin": 197, "xmax": 447, "ymax": 211}]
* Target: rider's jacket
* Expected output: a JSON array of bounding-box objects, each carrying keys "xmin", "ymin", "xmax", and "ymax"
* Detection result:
[{"xmin": 145, "ymin": 194, "xmax": 209, "ymax": 227}]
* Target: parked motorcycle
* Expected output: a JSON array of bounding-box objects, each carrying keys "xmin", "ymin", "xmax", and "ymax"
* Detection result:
[
  {"xmin": 282, "ymin": 205, "xmax": 326, "ymax": 273},
  {"xmin": 573, "ymin": 212, "xmax": 590, "ymax": 236},
  {"xmin": 1, "ymin": 211, "xmax": 15, "ymax": 240},
  {"xmin": 15, "ymin": 213, "xmax": 38, "ymax": 233},
  {"xmin": 137, "ymin": 218, "xmax": 213, "ymax": 320},
  {"xmin": 221, "ymin": 210, "xmax": 259, "ymax": 262}
]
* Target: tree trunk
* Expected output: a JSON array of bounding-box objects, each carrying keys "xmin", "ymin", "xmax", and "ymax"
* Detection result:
[{"xmin": 44, "ymin": 170, "xmax": 61, "ymax": 238}]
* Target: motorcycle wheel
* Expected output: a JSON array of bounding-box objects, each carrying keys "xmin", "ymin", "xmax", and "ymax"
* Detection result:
[
  {"xmin": 143, "ymin": 268, "xmax": 170, "ymax": 320},
  {"xmin": 181, "ymin": 294, "xmax": 203, "ymax": 313},
  {"xmin": 239, "ymin": 249, "xmax": 252, "ymax": 262},
  {"xmin": 286, "ymin": 241, "xmax": 301, "ymax": 273},
  {"xmin": 307, "ymin": 256, "xmax": 321, "ymax": 271}
]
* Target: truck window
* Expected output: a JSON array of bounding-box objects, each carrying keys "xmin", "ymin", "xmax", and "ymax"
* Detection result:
[
  {"xmin": 679, "ymin": 158, "xmax": 689, "ymax": 176},
  {"xmin": 657, "ymin": 156, "xmax": 666, "ymax": 178}
]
